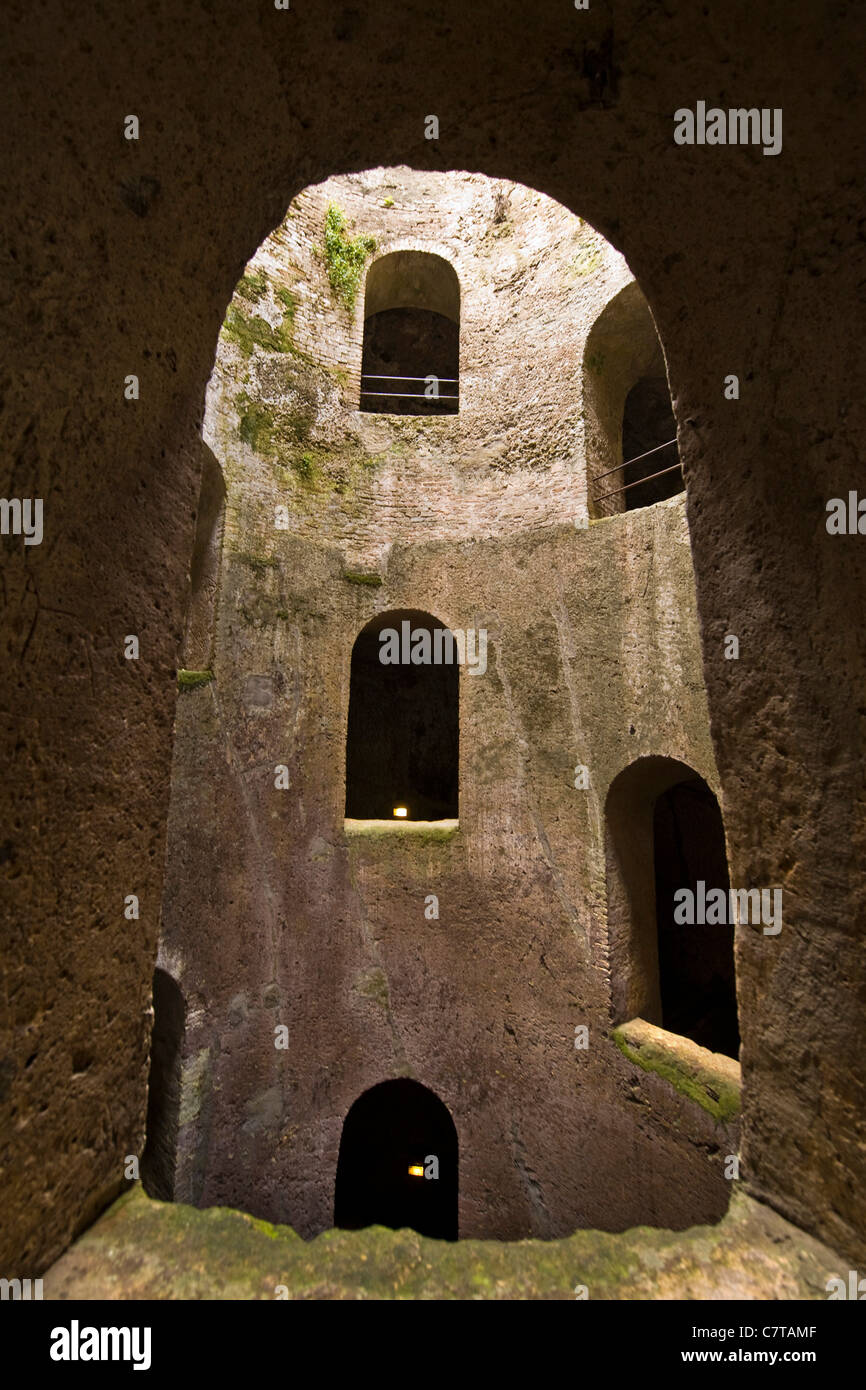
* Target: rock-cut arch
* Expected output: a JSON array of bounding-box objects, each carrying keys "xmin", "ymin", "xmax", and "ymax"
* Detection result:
[
  {"xmin": 345, "ymin": 609, "xmax": 459, "ymax": 821},
  {"xmin": 334, "ymin": 1079, "xmax": 458, "ymax": 1240},
  {"xmin": 605, "ymin": 756, "xmax": 738, "ymax": 1058}
]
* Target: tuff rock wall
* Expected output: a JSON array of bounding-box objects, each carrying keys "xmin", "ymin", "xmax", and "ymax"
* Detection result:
[{"xmin": 157, "ymin": 171, "xmax": 729, "ymax": 1239}]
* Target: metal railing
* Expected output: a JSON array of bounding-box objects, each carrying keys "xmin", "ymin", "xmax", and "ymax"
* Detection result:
[
  {"xmin": 592, "ymin": 437, "xmax": 682, "ymax": 502},
  {"xmin": 360, "ymin": 373, "xmax": 459, "ymax": 404}
]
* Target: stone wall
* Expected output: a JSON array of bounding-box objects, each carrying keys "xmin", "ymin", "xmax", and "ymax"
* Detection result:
[
  {"xmin": 162, "ymin": 501, "xmax": 736, "ymax": 1238},
  {"xmin": 157, "ymin": 173, "xmax": 735, "ymax": 1238},
  {"xmin": 203, "ymin": 169, "xmax": 642, "ymax": 568}
]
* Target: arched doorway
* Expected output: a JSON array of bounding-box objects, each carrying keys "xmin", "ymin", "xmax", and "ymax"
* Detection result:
[
  {"xmin": 621, "ymin": 376, "xmax": 681, "ymax": 509},
  {"xmin": 360, "ymin": 250, "xmax": 460, "ymax": 415},
  {"xmin": 653, "ymin": 777, "xmax": 738, "ymax": 1056},
  {"xmin": 345, "ymin": 610, "xmax": 459, "ymax": 821},
  {"xmin": 334, "ymin": 1079, "xmax": 458, "ymax": 1240},
  {"xmin": 605, "ymin": 756, "xmax": 739, "ymax": 1058},
  {"xmin": 584, "ymin": 281, "xmax": 682, "ymax": 517}
]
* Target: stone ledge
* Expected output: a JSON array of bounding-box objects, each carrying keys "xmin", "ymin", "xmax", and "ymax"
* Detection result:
[
  {"xmin": 42, "ymin": 1185, "xmax": 843, "ymax": 1301},
  {"xmin": 611, "ymin": 1017, "xmax": 741, "ymax": 1124},
  {"xmin": 344, "ymin": 818, "xmax": 459, "ymax": 844}
]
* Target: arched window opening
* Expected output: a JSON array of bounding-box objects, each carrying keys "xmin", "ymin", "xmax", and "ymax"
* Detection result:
[
  {"xmin": 653, "ymin": 779, "xmax": 739, "ymax": 1057},
  {"xmin": 585, "ymin": 282, "xmax": 683, "ymax": 517},
  {"xmin": 334, "ymin": 1079, "xmax": 458, "ymax": 1240},
  {"xmin": 360, "ymin": 251, "xmax": 460, "ymax": 415},
  {"xmin": 345, "ymin": 610, "xmax": 459, "ymax": 822},
  {"xmin": 141, "ymin": 968, "xmax": 185, "ymax": 1201},
  {"xmin": 605, "ymin": 757, "xmax": 739, "ymax": 1060}
]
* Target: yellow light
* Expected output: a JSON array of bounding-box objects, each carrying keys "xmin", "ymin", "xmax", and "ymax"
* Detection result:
[
  {"xmin": 393, "ymin": 806, "xmax": 408, "ymax": 818},
  {"xmin": 408, "ymin": 1164, "xmax": 424, "ymax": 1177}
]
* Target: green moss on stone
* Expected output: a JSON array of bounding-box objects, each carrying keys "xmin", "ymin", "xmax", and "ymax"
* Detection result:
[
  {"xmin": 223, "ymin": 304, "xmax": 293, "ymax": 358},
  {"xmin": 249, "ymin": 1216, "xmax": 281, "ymax": 1240},
  {"xmin": 611, "ymin": 1023, "xmax": 741, "ymax": 1124},
  {"xmin": 238, "ymin": 402, "xmax": 275, "ymax": 453},
  {"xmin": 356, "ymin": 968, "xmax": 390, "ymax": 1011},
  {"xmin": 44, "ymin": 1182, "xmax": 842, "ymax": 1301},
  {"xmin": 275, "ymin": 285, "xmax": 297, "ymax": 322},
  {"xmin": 323, "ymin": 203, "xmax": 376, "ymax": 312},
  {"xmin": 237, "ymin": 269, "xmax": 269, "ymax": 304},
  {"xmin": 177, "ymin": 669, "xmax": 214, "ymax": 691},
  {"xmin": 343, "ymin": 571, "xmax": 383, "ymax": 587},
  {"xmin": 238, "ymin": 554, "xmax": 279, "ymax": 573},
  {"xmin": 572, "ymin": 244, "xmax": 603, "ymax": 276},
  {"xmin": 293, "ymin": 451, "xmax": 321, "ymax": 485}
]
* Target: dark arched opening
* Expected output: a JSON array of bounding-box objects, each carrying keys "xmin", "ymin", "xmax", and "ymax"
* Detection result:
[
  {"xmin": 345, "ymin": 609, "xmax": 459, "ymax": 821},
  {"xmin": 585, "ymin": 282, "xmax": 682, "ymax": 517},
  {"xmin": 605, "ymin": 757, "xmax": 738, "ymax": 1059},
  {"xmin": 334, "ymin": 1079, "xmax": 458, "ymax": 1240},
  {"xmin": 140, "ymin": 968, "xmax": 184, "ymax": 1201},
  {"xmin": 360, "ymin": 251, "xmax": 460, "ymax": 415},
  {"xmin": 653, "ymin": 778, "xmax": 739, "ymax": 1056},
  {"xmin": 622, "ymin": 377, "xmax": 682, "ymax": 509}
]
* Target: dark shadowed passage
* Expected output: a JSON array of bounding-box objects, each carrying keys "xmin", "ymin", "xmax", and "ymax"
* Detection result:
[
  {"xmin": 140, "ymin": 969, "xmax": 184, "ymax": 1202},
  {"xmin": 334, "ymin": 1079, "xmax": 458, "ymax": 1240},
  {"xmin": 654, "ymin": 779, "xmax": 739, "ymax": 1058},
  {"xmin": 345, "ymin": 610, "xmax": 459, "ymax": 821},
  {"xmin": 623, "ymin": 377, "xmax": 682, "ymax": 509}
]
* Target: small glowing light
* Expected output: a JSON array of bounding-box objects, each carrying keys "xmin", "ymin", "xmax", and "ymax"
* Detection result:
[
  {"xmin": 408, "ymin": 1164, "xmax": 424, "ymax": 1178},
  {"xmin": 393, "ymin": 806, "xmax": 408, "ymax": 818}
]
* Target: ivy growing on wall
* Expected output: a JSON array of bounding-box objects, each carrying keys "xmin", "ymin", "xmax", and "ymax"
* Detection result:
[{"xmin": 323, "ymin": 203, "xmax": 376, "ymax": 312}]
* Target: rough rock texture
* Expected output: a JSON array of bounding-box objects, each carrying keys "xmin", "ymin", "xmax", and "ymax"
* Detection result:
[
  {"xmin": 2, "ymin": 0, "xmax": 864, "ymax": 1274},
  {"xmin": 612, "ymin": 1019, "xmax": 741, "ymax": 1125},
  {"xmin": 204, "ymin": 169, "xmax": 624, "ymax": 560},
  {"xmin": 43, "ymin": 1184, "xmax": 846, "ymax": 1301},
  {"xmin": 160, "ymin": 492, "xmax": 730, "ymax": 1238}
]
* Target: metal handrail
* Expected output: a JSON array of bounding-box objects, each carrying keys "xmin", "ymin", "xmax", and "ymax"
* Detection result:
[
  {"xmin": 593, "ymin": 458, "xmax": 683, "ymax": 502},
  {"xmin": 360, "ymin": 370, "xmax": 460, "ymax": 404},
  {"xmin": 361, "ymin": 373, "xmax": 459, "ymax": 383},
  {"xmin": 593, "ymin": 438, "xmax": 678, "ymax": 483},
  {"xmin": 361, "ymin": 390, "xmax": 460, "ymax": 401}
]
